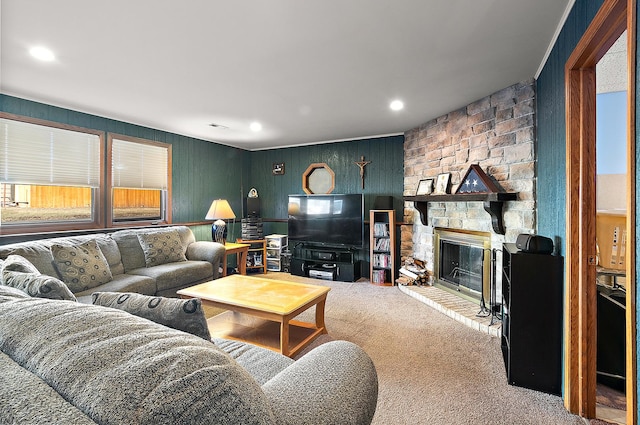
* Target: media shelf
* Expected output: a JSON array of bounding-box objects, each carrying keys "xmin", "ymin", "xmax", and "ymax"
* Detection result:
[
  {"xmin": 290, "ymin": 245, "xmax": 360, "ymax": 282},
  {"xmin": 236, "ymin": 239, "xmax": 267, "ymax": 274},
  {"xmin": 370, "ymin": 210, "xmax": 396, "ymax": 286},
  {"xmin": 501, "ymin": 243, "xmax": 563, "ymax": 395}
]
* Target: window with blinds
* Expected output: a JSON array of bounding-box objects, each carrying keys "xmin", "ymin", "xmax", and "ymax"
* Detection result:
[
  {"xmin": 0, "ymin": 116, "xmax": 103, "ymax": 227},
  {"xmin": 108, "ymin": 134, "xmax": 171, "ymax": 223}
]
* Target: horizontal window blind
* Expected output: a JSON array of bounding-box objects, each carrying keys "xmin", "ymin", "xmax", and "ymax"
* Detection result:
[
  {"xmin": 111, "ymin": 138, "xmax": 168, "ymax": 190},
  {"xmin": 0, "ymin": 118, "xmax": 101, "ymax": 187}
]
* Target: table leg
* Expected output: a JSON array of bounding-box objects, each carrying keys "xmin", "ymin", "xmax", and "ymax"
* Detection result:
[
  {"xmin": 280, "ymin": 319, "xmax": 290, "ymax": 357},
  {"xmin": 315, "ymin": 297, "xmax": 327, "ymax": 333},
  {"xmin": 237, "ymin": 248, "xmax": 248, "ymax": 275}
]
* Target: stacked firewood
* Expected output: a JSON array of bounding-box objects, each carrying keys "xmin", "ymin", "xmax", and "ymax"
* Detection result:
[{"xmin": 396, "ymin": 258, "xmax": 430, "ymax": 286}]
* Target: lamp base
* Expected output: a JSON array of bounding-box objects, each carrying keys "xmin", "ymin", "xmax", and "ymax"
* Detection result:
[{"xmin": 212, "ymin": 220, "xmax": 227, "ymax": 244}]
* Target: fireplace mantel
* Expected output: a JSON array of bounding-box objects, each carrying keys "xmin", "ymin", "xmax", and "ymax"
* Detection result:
[{"xmin": 404, "ymin": 192, "xmax": 518, "ymax": 234}]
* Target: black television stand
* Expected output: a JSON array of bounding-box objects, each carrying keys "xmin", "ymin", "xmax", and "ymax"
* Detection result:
[{"xmin": 290, "ymin": 245, "xmax": 360, "ymax": 282}]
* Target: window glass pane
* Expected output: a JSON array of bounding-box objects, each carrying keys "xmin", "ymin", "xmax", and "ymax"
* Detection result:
[
  {"xmin": 0, "ymin": 184, "xmax": 93, "ymax": 223},
  {"xmin": 113, "ymin": 188, "xmax": 162, "ymax": 221},
  {"xmin": 0, "ymin": 118, "xmax": 100, "ymax": 187},
  {"xmin": 112, "ymin": 138, "xmax": 168, "ymax": 189}
]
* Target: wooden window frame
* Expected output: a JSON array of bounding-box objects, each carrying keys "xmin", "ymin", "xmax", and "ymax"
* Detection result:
[
  {"xmin": 106, "ymin": 133, "xmax": 172, "ymax": 227},
  {"xmin": 0, "ymin": 112, "xmax": 105, "ymax": 235}
]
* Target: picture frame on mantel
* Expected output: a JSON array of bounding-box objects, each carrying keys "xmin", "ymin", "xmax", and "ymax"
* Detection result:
[
  {"xmin": 434, "ymin": 173, "xmax": 451, "ymax": 194},
  {"xmin": 416, "ymin": 178, "xmax": 434, "ymax": 196}
]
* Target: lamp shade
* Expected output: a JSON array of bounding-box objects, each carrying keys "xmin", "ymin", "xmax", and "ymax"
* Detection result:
[{"xmin": 205, "ymin": 199, "xmax": 236, "ymax": 220}]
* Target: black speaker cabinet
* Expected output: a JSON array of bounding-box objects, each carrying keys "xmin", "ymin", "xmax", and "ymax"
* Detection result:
[
  {"xmin": 501, "ymin": 243, "xmax": 563, "ymax": 395},
  {"xmin": 335, "ymin": 261, "xmax": 360, "ymax": 282},
  {"xmin": 246, "ymin": 197, "xmax": 260, "ymax": 217}
]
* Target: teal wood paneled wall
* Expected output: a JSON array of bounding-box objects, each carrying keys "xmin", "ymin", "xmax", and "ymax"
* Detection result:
[
  {"xmin": 249, "ymin": 135, "xmax": 405, "ymax": 220},
  {"xmin": 0, "ymin": 94, "xmax": 247, "ymax": 239},
  {"xmin": 249, "ymin": 136, "xmax": 404, "ymax": 234},
  {"xmin": 536, "ymin": 0, "xmax": 604, "ymax": 253}
]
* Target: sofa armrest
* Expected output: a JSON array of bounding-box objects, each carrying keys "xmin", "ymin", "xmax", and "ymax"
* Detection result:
[
  {"xmin": 186, "ymin": 241, "xmax": 225, "ymax": 279},
  {"xmin": 262, "ymin": 340, "xmax": 378, "ymax": 425}
]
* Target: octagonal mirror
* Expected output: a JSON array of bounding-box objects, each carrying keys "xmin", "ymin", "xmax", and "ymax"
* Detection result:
[{"xmin": 302, "ymin": 162, "xmax": 335, "ymax": 194}]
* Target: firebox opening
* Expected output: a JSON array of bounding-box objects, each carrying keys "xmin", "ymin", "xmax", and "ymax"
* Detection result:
[{"xmin": 434, "ymin": 228, "xmax": 491, "ymax": 305}]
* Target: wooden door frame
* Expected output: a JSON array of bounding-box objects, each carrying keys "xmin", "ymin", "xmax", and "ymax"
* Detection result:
[{"xmin": 564, "ymin": 0, "xmax": 636, "ymax": 422}]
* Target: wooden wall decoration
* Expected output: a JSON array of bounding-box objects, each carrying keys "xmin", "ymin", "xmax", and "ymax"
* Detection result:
[{"xmin": 302, "ymin": 163, "xmax": 335, "ymax": 194}]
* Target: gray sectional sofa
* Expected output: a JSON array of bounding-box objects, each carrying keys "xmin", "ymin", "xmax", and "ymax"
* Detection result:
[
  {"xmin": 0, "ymin": 226, "xmax": 225, "ymax": 303},
  {"xmin": 0, "ymin": 281, "xmax": 379, "ymax": 424}
]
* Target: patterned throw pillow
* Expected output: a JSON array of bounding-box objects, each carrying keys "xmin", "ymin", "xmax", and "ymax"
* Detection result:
[
  {"xmin": 50, "ymin": 240, "xmax": 113, "ymax": 293},
  {"xmin": 136, "ymin": 229, "xmax": 187, "ymax": 267},
  {"xmin": 91, "ymin": 292, "xmax": 211, "ymax": 340},
  {"xmin": 1, "ymin": 255, "xmax": 77, "ymax": 301}
]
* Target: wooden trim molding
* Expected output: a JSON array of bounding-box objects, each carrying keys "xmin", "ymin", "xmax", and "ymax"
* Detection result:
[
  {"xmin": 625, "ymin": 3, "xmax": 637, "ymax": 423},
  {"xmin": 564, "ymin": 0, "xmax": 635, "ymax": 422}
]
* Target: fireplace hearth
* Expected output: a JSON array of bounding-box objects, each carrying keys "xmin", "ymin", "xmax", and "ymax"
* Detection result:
[{"xmin": 434, "ymin": 228, "xmax": 491, "ymax": 305}]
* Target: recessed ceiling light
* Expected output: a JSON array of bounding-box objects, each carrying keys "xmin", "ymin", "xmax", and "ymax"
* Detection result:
[
  {"xmin": 390, "ymin": 100, "xmax": 404, "ymax": 111},
  {"xmin": 250, "ymin": 122, "xmax": 262, "ymax": 132},
  {"xmin": 29, "ymin": 46, "xmax": 55, "ymax": 62}
]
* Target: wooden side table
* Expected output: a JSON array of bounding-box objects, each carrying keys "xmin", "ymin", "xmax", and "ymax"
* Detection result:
[
  {"xmin": 223, "ymin": 242, "xmax": 250, "ymax": 276},
  {"xmin": 236, "ymin": 239, "xmax": 267, "ymax": 274}
]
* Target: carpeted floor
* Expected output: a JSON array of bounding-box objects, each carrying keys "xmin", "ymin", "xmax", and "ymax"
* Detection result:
[{"xmin": 206, "ymin": 272, "xmax": 590, "ymax": 424}]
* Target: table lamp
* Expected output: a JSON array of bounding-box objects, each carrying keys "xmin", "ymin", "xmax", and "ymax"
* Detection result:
[{"xmin": 205, "ymin": 199, "xmax": 236, "ymax": 244}]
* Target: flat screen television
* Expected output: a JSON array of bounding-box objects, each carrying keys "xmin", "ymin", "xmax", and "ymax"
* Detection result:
[{"xmin": 288, "ymin": 194, "xmax": 364, "ymax": 247}]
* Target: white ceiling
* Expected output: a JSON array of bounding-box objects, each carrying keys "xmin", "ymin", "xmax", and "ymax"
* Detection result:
[{"xmin": 1, "ymin": 0, "xmax": 573, "ymax": 151}]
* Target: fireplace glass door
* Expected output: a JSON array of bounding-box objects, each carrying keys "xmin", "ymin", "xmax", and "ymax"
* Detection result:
[{"xmin": 439, "ymin": 241, "xmax": 484, "ymax": 295}]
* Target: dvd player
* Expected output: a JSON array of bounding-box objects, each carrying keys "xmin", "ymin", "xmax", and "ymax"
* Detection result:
[{"xmin": 309, "ymin": 269, "xmax": 335, "ymax": 280}]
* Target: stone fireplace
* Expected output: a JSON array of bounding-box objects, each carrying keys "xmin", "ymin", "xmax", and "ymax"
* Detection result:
[{"xmin": 402, "ymin": 79, "xmax": 536, "ymax": 305}]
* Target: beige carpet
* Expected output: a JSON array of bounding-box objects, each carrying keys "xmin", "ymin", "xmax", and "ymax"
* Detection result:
[{"xmin": 206, "ymin": 272, "xmax": 585, "ymax": 425}]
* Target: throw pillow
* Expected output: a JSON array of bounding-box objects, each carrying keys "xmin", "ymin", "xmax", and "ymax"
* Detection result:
[
  {"xmin": 136, "ymin": 229, "xmax": 187, "ymax": 267},
  {"xmin": 50, "ymin": 240, "xmax": 113, "ymax": 293},
  {"xmin": 2, "ymin": 254, "xmax": 39, "ymax": 274},
  {"xmin": 1, "ymin": 255, "xmax": 77, "ymax": 301},
  {"xmin": 91, "ymin": 292, "xmax": 211, "ymax": 340},
  {"xmin": 3, "ymin": 271, "xmax": 77, "ymax": 301}
]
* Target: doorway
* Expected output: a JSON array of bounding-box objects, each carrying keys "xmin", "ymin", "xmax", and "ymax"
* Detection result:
[
  {"xmin": 564, "ymin": 0, "xmax": 636, "ymax": 423},
  {"xmin": 595, "ymin": 30, "xmax": 629, "ymax": 424}
]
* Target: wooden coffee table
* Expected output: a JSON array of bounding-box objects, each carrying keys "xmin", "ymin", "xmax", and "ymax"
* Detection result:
[{"xmin": 177, "ymin": 274, "xmax": 330, "ymax": 357}]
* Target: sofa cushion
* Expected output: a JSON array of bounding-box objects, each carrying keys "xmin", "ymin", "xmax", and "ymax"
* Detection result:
[
  {"xmin": 0, "ymin": 352, "xmax": 96, "ymax": 425},
  {"xmin": 51, "ymin": 240, "xmax": 113, "ymax": 292},
  {"xmin": 128, "ymin": 260, "xmax": 212, "ymax": 292},
  {"xmin": 92, "ymin": 292, "xmax": 211, "ymax": 340},
  {"xmin": 214, "ymin": 338, "xmax": 294, "ymax": 385},
  {"xmin": 137, "ymin": 229, "xmax": 187, "ymax": 267},
  {"xmin": 1, "ymin": 255, "xmax": 76, "ymax": 301},
  {"xmin": 0, "ymin": 284, "xmax": 31, "ymax": 299},
  {"xmin": 95, "ymin": 236, "xmax": 125, "ymax": 276},
  {"xmin": 73, "ymin": 273, "xmax": 157, "ymax": 304},
  {"xmin": 111, "ymin": 229, "xmax": 147, "ymax": 272},
  {"xmin": 0, "ymin": 298, "xmax": 276, "ymax": 425}
]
